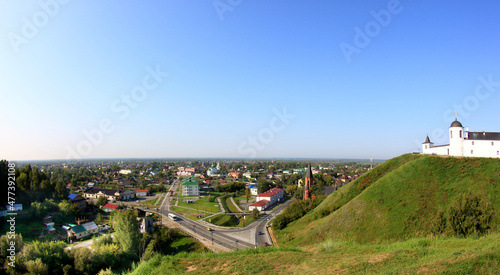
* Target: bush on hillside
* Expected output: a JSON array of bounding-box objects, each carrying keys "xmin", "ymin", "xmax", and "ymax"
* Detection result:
[
  {"xmin": 431, "ymin": 191, "xmax": 495, "ymax": 238},
  {"xmin": 447, "ymin": 191, "xmax": 494, "ymax": 237}
]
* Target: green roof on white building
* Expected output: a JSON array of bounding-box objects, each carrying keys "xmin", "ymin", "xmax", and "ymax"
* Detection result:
[{"xmin": 182, "ymin": 177, "xmax": 198, "ymax": 186}]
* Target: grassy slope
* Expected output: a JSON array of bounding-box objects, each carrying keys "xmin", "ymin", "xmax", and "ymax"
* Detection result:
[
  {"xmin": 277, "ymin": 154, "xmax": 500, "ymax": 246},
  {"xmin": 128, "ymin": 233, "xmax": 500, "ymax": 274}
]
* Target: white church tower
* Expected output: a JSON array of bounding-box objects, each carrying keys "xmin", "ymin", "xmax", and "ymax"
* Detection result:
[{"xmin": 449, "ymin": 115, "xmax": 464, "ymax": 156}]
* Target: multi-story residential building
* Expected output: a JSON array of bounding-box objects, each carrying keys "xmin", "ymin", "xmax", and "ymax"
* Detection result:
[{"xmin": 182, "ymin": 177, "xmax": 199, "ymax": 196}]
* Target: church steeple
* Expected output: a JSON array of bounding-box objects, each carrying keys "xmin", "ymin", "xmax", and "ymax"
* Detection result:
[{"xmin": 303, "ymin": 163, "xmax": 313, "ymax": 200}]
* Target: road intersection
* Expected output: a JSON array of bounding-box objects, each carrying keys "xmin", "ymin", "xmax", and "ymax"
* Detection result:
[{"xmin": 148, "ymin": 179, "xmax": 294, "ymax": 252}]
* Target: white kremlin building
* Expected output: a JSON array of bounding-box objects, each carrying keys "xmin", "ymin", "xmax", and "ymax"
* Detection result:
[{"xmin": 422, "ymin": 117, "xmax": 500, "ymax": 158}]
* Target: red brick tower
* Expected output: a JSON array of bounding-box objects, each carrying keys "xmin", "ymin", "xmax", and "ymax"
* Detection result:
[{"xmin": 303, "ymin": 163, "xmax": 313, "ymax": 200}]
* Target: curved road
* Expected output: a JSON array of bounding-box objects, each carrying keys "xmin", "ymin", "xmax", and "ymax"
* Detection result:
[{"xmin": 148, "ymin": 179, "xmax": 294, "ymax": 251}]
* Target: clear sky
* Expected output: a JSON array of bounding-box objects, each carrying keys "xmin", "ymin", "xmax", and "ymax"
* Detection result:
[{"xmin": 1, "ymin": 0, "xmax": 499, "ymax": 161}]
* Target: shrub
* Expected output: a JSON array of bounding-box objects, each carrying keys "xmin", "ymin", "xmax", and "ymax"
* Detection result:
[{"xmin": 447, "ymin": 191, "xmax": 494, "ymax": 237}]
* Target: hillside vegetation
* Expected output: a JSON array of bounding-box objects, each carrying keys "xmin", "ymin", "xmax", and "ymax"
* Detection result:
[
  {"xmin": 128, "ymin": 233, "xmax": 500, "ymax": 274},
  {"xmin": 276, "ymin": 154, "xmax": 500, "ymax": 246}
]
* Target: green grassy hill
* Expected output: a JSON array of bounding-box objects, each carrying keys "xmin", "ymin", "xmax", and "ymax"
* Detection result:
[{"xmin": 276, "ymin": 154, "xmax": 500, "ymax": 246}]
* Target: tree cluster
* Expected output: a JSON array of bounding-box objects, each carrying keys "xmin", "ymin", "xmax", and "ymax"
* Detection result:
[
  {"xmin": 214, "ymin": 181, "xmax": 245, "ymax": 193},
  {"xmin": 272, "ymin": 196, "xmax": 326, "ymax": 230}
]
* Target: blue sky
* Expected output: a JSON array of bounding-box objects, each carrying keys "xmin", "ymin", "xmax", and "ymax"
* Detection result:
[{"xmin": 1, "ymin": 0, "xmax": 499, "ymax": 161}]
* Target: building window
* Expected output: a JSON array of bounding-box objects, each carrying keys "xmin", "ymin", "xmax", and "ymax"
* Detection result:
[
  {"xmin": 425, "ymin": 145, "xmax": 428, "ymax": 149},
  {"xmin": 492, "ymin": 142, "xmax": 495, "ymax": 146},
  {"xmin": 471, "ymin": 150, "xmax": 473, "ymax": 154},
  {"xmin": 497, "ymin": 151, "xmax": 499, "ymax": 155},
  {"xmin": 450, "ymin": 131, "xmax": 453, "ymax": 138},
  {"xmin": 472, "ymin": 141, "xmax": 474, "ymax": 145},
  {"xmin": 459, "ymin": 130, "xmax": 462, "ymax": 138}
]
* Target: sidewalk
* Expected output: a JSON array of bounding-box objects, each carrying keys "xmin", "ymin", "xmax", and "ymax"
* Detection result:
[
  {"xmin": 230, "ymin": 197, "xmax": 243, "ymax": 212},
  {"xmin": 216, "ymin": 197, "xmax": 225, "ymax": 213}
]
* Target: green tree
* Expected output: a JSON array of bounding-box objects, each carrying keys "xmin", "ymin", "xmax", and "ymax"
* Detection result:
[
  {"xmin": 257, "ymin": 178, "xmax": 273, "ymax": 194},
  {"xmin": 0, "ymin": 233, "xmax": 24, "ymax": 259},
  {"xmin": 72, "ymin": 247, "xmax": 99, "ymax": 275},
  {"xmin": 96, "ymin": 195, "xmax": 108, "ymax": 207},
  {"xmin": 25, "ymin": 258, "xmax": 49, "ymax": 275},
  {"xmin": 30, "ymin": 201, "xmax": 47, "ymax": 218},
  {"xmin": 252, "ymin": 208, "xmax": 259, "ymax": 219},
  {"xmin": 245, "ymin": 188, "xmax": 250, "ymax": 203},
  {"xmin": 16, "ymin": 172, "xmax": 29, "ymax": 192},
  {"xmin": 112, "ymin": 210, "xmax": 140, "ymax": 255},
  {"xmin": 0, "ymin": 160, "xmax": 9, "ymax": 206},
  {"xmin": 18, "ymin": 241, "xmax": 69, "ymax": 274},
  {"xmin": 55, "ymin": 179, "xmax": 67, "ymax": 200}
]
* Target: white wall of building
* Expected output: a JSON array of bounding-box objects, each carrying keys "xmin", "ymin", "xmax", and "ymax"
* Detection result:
[
  {"xmin": 422, "ymin": 120, "xmax": 500, "ymax": 158},
  {"xmin": 464, "ymin": 140, "xmax": 500, "ymax": 158},
  {"xmin": 182, "ymin": 185, "xmax": 199, "ymax": 196}
]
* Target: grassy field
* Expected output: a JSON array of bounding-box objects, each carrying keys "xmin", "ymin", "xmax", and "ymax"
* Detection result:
[
  {"xmin": 276, "ymin": 154, "xmax": 500, "ymax": 247},
  {"xmin": 127, "ymin": 232, "xmax": 500, "ymax": 274},
  {"xmin": 177, "ymin": 197, "xmax": 221, "ymax": 213},
  {"xmin": 139, "ymin": 196, "xmax": 159, "ymax": 206},
  {"xmin": 209, "ymin": 213, "xmax": 259, "ymax": 228},
  {"xmin": 208, "ymin": 214, "xmax": 239, "ymax": 227}
]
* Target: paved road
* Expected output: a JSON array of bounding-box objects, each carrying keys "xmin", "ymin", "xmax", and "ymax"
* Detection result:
[{"xmin": 143, "ymin": 180, "xmax": 295, "ymax": 251}]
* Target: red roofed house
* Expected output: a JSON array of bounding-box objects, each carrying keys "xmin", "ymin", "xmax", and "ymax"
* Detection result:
[
  {"xmin": 136, "ymin": 189, "xmax": 149, "ymax": 197},
  {"xmin": 102, "ymin": 204, "xmax": 121, "ymax": 213},
  {"xmin": 249, "ymin": 187, "xmax": 284, "ymax": 211},
  {"xmin": 249, "ymin": 200, "xmax": 269, "ymax": 211},
  {"xmin": 256, "ymin": 187, "xmax": 284, "ymax": 205}
]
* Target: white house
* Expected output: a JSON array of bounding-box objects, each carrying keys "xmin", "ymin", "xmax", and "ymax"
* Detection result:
[
  {"xmin": 422, "ymin": 118, "xmax": 500, "ymax": 158},
  {"xmin": 249, "ymin": 184, "xmax": 258, "ymax": 196},
  {"xmin": 249, "ymin": 200, "xmax": 268, "ymax": 211},
  {"xmin": 136, "ymin": 189, "xmax": 149, "ymax": 197},
  {"xmin": 256, "ymin": 188, "xmax": 284, "ymax": 205},
  {"xmin": 83, "ymin": 188, "xmax": 136, "ymax": 201}
]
